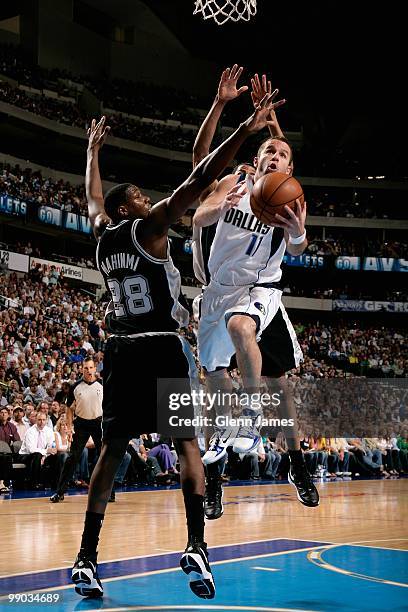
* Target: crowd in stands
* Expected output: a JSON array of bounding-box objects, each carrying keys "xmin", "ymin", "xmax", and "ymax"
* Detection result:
[
  {"xmin": 282, "ymin": 285, "xmax": 408, "ymax": 302},
  {"xmin": 0, "ymin": 266, "xmax": 406, "ymax": 492},
  {"xmin": 1, "ymin": 44, "xmax": 406, "ymax": 180},
  {"xmin": 306, "ymin": 235, "xmax": 407, "ymax": 258},
  {"xmin": 306, "ymin": 199, "xmax": 401, "ymax": 220},
  {"xmin": 0, "ymin": 81, "xmax": 84, "ymax": 126},
  {"xmin": 219, "ymin": 433, "xmax": 408, "ymax": 482},
  {"xmin": 294, "ymin": 322, "xmax": 407, "ymax": 378},
  {"xmin": 0, "ymin": 44, "xmax": 76, "ymax": 97},
  {"xmin": 0, "ymin": 81, "xmax": 196, "ymax": 152},
  {"xmin": 87, "ymin": 77, "xmax": 202, "ymax": 125},
  {"xmin": 3, "ymin": 232, "xmax": 408, "ymax": 302},
  {"xmin": 2, "ymin": 74, "xmax": 407, "ymax": 200},
  {"xmin": 1, "ymin": 162, "xmax": 88, "ymax": 216},
  {"xmin": 2, "ymin": 163, "xmax": 407, "ymax": 263},
  {"xmin": 0, "ymin": 44, "xmax": 203, "ymax": 123}
]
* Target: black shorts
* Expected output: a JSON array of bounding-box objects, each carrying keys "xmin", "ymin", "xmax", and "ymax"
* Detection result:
[
  {"xmin": 102, "ymin": 333, "xmax": 196, "ymax": 440},
  {"xmin": 229, "ymin": 306, "xmax": 303, "ymax": 377}
]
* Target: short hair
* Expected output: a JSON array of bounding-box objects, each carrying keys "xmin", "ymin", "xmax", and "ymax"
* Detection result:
[
  {"xmin": 257, "ymin": 136, "xmax": 294, "ymax": 164},
  {"xmin": 83, "ymin": 357, "xmax": 95, "ymax": 365},
  {"xmin": 104, "ymin": 183, "xmax": 133, "ymax": 222}
]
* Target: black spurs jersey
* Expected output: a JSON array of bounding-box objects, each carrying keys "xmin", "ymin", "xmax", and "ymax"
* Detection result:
[{"xmin": 96, "ymin": 219, "xmax": 189, "ymax": 335}]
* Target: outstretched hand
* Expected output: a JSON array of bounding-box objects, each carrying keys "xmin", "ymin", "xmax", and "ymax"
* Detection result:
[
  {"xmin": 251, "ymin": 73, "xmax": 286, "ymax": 111},
  {"xmin": 244, "ymin": 92, "xmax": 282, "ymax": 133},
  {"xmin": 87, "ymin": 116, "xmax": 111, "ymax": 151},
  {"xmin": 218, "ymin": 64, "xmax": 248, "ymax": 103}
]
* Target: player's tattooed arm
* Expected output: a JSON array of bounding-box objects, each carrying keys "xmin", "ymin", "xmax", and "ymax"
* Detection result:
[
  {"xmin": 193, "ymin": 64, "xmax": 248, "ymax": 169},
  {"xmin": 86, "ymin": 116, "xmax": 111, "ymax": 239},
  {"xmin": 251, "ymin": 74, "xmax": 286, "ymax": 139}
]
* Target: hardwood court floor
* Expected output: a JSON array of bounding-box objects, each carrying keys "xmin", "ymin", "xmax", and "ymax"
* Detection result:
[{"xmin": 1, "ymin": 478, "xmax": 406, "ymax": 578}]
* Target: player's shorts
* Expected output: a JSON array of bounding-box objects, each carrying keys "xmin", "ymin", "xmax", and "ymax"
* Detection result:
[
  {"xmin": 102, "ymin": 332, "xmax": 196, "ymax": 440},
  {"xmin": 196, "ymin": 280, "xmax": 303, "ymax": 374}
]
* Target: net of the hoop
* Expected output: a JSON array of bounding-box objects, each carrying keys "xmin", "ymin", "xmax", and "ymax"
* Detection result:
[{"xmin": 193, "ymin": 0, "xmax": 257, "ymax": 25}]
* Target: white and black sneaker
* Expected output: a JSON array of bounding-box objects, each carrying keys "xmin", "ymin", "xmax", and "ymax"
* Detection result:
[
  {"xmin": 180, "ymin": 538, "xmax": 215, "ymax": 599},
  {"xmin": 72, "ymin": 552, "xmax": 103, "ymax": 598},
  {"xmin": 232, "ymin": 409, "xmax": 262, "ymax": 454},
  {"xmin": 288, "ymin": 464, "xmax": 320, "ymax": 508},
  {"xmin": 202, "ymin": 425, "xmax": 238, "ymax": 465}
]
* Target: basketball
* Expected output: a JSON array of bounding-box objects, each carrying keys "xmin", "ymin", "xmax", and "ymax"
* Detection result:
[{"xmin": 250, "ymin": 172, "xmax": 305, "ymax": 225}]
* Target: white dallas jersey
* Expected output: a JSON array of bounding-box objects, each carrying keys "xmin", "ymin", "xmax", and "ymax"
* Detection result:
[{"xmin": 195, "ymin": 176, "xmax": 286, "ymax": 287}]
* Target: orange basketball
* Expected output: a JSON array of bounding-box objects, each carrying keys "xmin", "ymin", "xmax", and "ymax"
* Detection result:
[{"xmin": 250, "ymin": 172, "xmax": 304, "ymax": 225}]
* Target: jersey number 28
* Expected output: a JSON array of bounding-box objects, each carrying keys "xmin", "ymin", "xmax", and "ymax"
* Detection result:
[{"xmin": 107, "ymin": 275, "xmax": 153, "ymax": 317}]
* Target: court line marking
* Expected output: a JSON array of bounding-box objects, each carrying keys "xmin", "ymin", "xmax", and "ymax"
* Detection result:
[
  {"xmin": 84, "ymin": 606, "xmax": 317, "ymax": 612},
  {"xmin": 253, "ymin": 566, "xmax": 280, "ymax": 572},
  {"xmin": 0, "ymin": 537, "xmax": 311, "ymax": 579},
  {"xmin": 307, "ymin": 541, "xmax": 408, "ymax": 588},
  {"xmin": 300, "ymin": 537, "xmax": 408, "ymax": 552},
  {"xmin": 85, "ymin": 606, "xmax": 317, "ymax": 612},
  {"xmin": 0, "ymin": 545, "xmax": 328, "ymax": 599},
  {"xmin": 2, "ymin": 536, "xmax": 405, "ymax": 580}
]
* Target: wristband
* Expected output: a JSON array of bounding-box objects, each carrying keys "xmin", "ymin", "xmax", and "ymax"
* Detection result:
[{"xmin": 288, "ymin": 230, "xmax": 306, "ymax": 245}]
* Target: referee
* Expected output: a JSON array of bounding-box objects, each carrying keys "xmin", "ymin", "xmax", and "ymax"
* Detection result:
[{"xmin": 50, "ymin": 358, "xmax": 103, "ymax": 502}]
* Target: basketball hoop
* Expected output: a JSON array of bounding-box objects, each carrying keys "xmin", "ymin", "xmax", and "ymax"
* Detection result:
[{"xmin": 193, "ymin": 0, "xmax": 257, "ymax": 25}]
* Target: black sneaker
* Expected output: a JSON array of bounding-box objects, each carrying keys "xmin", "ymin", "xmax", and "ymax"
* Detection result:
[
  {"xmin": 50, "ymin": 493, "xmax": 64, "ymax": 503},
  {"xmin": 72, "ymin": 551, "xmax": 103, "ymax": 598},
  {"xmin": 108, "ymin": 489, "xmax": 116, "ymax": 502},
  {"xmin": 288, "ymin": 463, "xmax": 320, "ymax": 507},
  {"xmin": 204, "ymin": 478, "xmax": 223, "ymax": 520},
  {"xmin": 180, "ymin": 538, "xmax": 215, "ymax": 599}
]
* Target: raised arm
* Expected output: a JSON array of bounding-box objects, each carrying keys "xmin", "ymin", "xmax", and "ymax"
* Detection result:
[
  {"xmin": 145, "ymin": 93, "xmax": 277, "ymax": 236},
  {"xmin": 251, "ymin": 74, "xmax": 286, "ymax": 139},
  {"xmin": 85, "ymin": 117, "xmax": 111, "ymax": 239},
  {"xmin": 193, "ymin": 65, "xmax": 248, "ymax": 168}
]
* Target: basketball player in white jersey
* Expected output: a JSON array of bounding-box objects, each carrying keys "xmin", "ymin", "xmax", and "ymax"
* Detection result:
[{"xmin": 192, "ymin": 69, "xmax": 319, "ymax": 515}]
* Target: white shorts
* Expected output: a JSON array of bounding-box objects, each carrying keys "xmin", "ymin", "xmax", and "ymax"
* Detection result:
[{"xmin": 196, "ymin": 280, "xmax": 284, "ymax": 372}]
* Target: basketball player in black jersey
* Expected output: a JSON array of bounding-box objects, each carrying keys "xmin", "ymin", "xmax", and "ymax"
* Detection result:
[{"xmin": 71, "ymin": 100, "xmax": 277, "ymax": 601}]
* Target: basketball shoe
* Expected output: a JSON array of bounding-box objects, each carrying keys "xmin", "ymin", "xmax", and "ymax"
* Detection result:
[
  {"xmin": 232, "ymin": 408, "xmax": 262, "ymax": 453},
  {"xmin": 72, "ymin": 551, "xmax": 103, "ymax": 598},
  {"xmin": 204, "ymin": 476, "xmax": 223, "ymax": 520},
  {"xmin": 288, "ymin": 461, "xmax": 320, "ymax": 507},
  {"xmin": 180, "ymin": 538, "xmax": 215, "ymax": 599},
  {"xmin": 202, "ymin": 424, "xmax": 238, "ymax": 465}
]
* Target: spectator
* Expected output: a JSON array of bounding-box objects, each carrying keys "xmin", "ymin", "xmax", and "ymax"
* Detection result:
[
  {"xmin": 19, "ymin": 411, "xmax": 57, "ymax": 489},
  {"xmin": 11, "ymin": 406, "xmax": 29, "ymax": 440},
  {"xmin": 37, "ymin": 401, "xmax": 53, "ymax": 429},
  {"xmin": 49, "ymin": 400, "xmax": 61, "ymax": 427},
  {"xmin": 54, "ymin": 415, "xmax": 71, "ymax": 483},
  {"xmin": 0, "ymin": 406, "xmax": 20, "ymax": 493}
]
